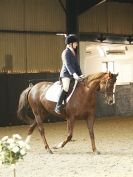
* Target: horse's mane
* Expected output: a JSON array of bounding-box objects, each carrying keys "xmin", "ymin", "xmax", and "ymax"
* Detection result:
[{"xmin": 85, "ymin": 72, "xmax": 107, "ymax": 83}]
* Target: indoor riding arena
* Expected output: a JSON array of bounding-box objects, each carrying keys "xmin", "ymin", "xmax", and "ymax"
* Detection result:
[
  {"xmin": 1, "ymin": 117, "xmax": 133, "ymax": 177},
  {"xmin": 0, "ymin": 1, "xmax": 133, "ymax": 177}
]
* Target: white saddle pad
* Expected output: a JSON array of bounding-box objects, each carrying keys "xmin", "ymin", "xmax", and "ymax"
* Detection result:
[
  {"xmin": 45, "ymin": 81, "xmax": 62, "ymax": 102},
  {"xmin": 45, "ymin": 80, "xmax": 78, "ymax": 103}
]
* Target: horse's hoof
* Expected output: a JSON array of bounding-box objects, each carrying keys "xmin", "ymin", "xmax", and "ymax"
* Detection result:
[
  {"xmin": 53, "ymin": 142, "xmax": 63, "ymax": 149},
  {"xmin": 53, "ymin": 145, "xmax": 58, "ymax": 149},
  {"xmin": 94, "ymin": 150, "xmax": 100, "ymax": 155},
  {"xmin": 48, "ymin": 149, "xmax": 53, "ymax": 154}
]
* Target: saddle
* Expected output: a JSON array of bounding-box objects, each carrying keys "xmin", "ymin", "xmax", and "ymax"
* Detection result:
[{"xmin": 45, "ymin": 79, "xmax": 77, "ymax": 103}]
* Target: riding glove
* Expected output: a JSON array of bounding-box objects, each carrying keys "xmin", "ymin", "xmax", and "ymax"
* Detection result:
[
  {"xmin": 73, "ymin": 73, "xmax": 79, "ymax": 80},
  {"xmin": 79, "ymin": 75, "xmax": 84, "ymax": 79}
]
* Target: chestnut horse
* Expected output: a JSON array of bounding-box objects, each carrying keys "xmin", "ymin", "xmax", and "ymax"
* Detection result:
[{"xmin": 17, "ymin": 72, "xmax": 118, "ymax": 154}]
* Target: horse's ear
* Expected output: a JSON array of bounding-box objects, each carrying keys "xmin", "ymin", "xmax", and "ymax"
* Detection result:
[
  {"xmin": 108, "ymin": 71, "xmax": 112, "ymax": 77},
  {"xmin": 109, "ymin": 72, "xmax": 118, "ymax": 78},
  {"xmin": 115, "ymin": 73, "xmax": 119, "ymax": 77}
]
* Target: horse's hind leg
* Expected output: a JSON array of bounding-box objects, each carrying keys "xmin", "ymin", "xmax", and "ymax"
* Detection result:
[
  {"xmin": 35, "ymin": 114, "xmax": 53, "ymax": 154},
  {"xmin": 86, "ymin": 115, "xmax": 100, "ymax": 154},
  {"xmin": 53, "ymin": 118, "xmax": 75, "ymax": 149},
  {"xmin": 25, "ymin": 120, "xmax": 37, "ymax": 144}
]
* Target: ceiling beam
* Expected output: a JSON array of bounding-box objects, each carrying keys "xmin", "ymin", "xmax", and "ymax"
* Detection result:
[
  {"xmin": 78, "ymin": 0, "xmax": 106, "ymax": 14},
  {"xmin": 78, "ymin": 0, "xmax": 133, "ymax": 15}
]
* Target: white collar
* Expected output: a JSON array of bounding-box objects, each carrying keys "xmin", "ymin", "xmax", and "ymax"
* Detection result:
[{"xmin": 67, "ymin": 46, "xmax": 75, "ymax": 56}]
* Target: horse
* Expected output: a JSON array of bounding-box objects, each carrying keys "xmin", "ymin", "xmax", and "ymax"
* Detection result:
[{"xmin": 17, "ymin": 72, "xmax": 118, "ymax": 154}]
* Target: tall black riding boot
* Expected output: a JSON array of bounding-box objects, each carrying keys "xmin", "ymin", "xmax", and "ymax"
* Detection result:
[{"xmin": 55, "ymin": 90, "xmax": 67, "ymax": 114}]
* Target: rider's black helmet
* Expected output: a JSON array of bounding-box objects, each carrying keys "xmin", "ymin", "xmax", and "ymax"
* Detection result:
[{"xmin": 65, "ymin": 34, "xmax": 79, "ymax": 45}]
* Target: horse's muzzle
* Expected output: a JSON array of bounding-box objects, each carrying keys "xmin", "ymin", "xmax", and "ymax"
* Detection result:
[{"xmin": 105, "ymin": 94, "xmax": 115, "ymax": 105}]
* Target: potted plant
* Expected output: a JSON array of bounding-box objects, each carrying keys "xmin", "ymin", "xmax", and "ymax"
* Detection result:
[{"xmin": 0, "ymin": 134, "xmax": 30, "ymax": 177}]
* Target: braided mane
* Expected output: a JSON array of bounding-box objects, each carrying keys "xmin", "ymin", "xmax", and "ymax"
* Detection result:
[{"xmin": 85, "ymin": 72, "xmax": 107, "ymax": 83}]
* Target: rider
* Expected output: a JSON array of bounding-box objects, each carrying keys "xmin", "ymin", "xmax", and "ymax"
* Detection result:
[{"xmin": 55, "ymin": 34, "xmax": 83, "ymax": 114}]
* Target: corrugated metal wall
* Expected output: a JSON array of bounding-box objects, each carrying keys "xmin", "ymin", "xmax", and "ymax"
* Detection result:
[
  {"xmin": 0, "ymin": 1, "xmax": 132, "ymax": 73},
  {"xmin": 26, "ymin": 35, "xmax": 64, "ymax": 72},
  {"xmin": 0, "ymin": 0, "xmax": 66, "ymax": 31},
  {"xmin": 79, "ymin": 2, "xmax": 133, "ymax": 35},
  {"xmin": 24, "ymin": 0, "xmax": 66, "ymax": 32},
  {"xmin": 0, "ymin": 33, "xmax": 26, "ymax": 73},
  {"xmin": 0, "ymin": 0, "xmax": 66, "ymax": 73}
]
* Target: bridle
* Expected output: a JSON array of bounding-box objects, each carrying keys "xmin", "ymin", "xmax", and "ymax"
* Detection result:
[
  {"xmin": 81, "ymin": 73, "xmax": 116, "ymax": 96},
  {"xmin": 97, "ymin": 73, "xmax": 117, "ymax": 105},
  {"xmin": 104, "ymin": 77, "xmax": 115, "ymax": 96}
]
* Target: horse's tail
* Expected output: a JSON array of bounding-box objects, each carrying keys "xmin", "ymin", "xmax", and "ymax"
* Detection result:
[{"xmin": 17, "ymin": 86, "xmax": 34, "ymax": 125}]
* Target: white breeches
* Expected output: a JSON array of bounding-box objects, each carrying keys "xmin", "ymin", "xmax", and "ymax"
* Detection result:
[{"xmin": 62, "ymin": 77, "xmax": 71, "ymax": 92}]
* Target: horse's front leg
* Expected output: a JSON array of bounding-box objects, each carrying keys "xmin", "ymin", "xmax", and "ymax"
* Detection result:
[
  {"xmin": 53, "ymin": 118, "xmax": 75, "ymax": 149},
  {"xmin": 86, "ymin": 114, "xmax": 100, "ymax": 154}
]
